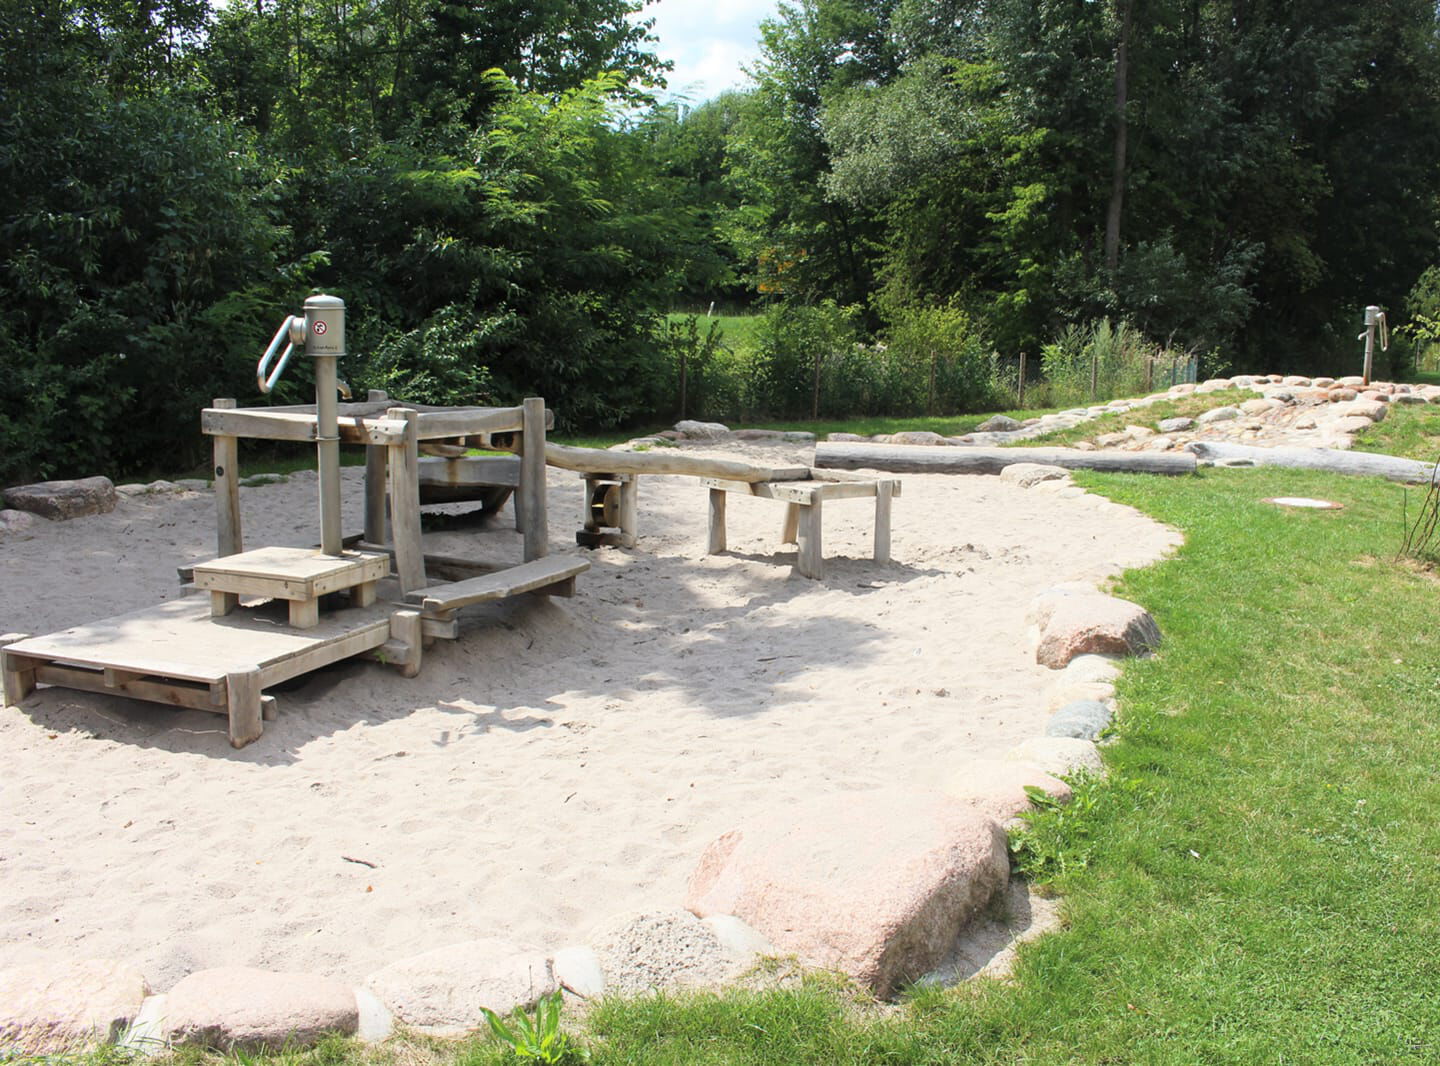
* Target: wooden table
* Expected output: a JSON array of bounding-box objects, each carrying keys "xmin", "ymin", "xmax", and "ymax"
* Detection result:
[{"xmin": 700, "ymin": 475, "xmax": 901, "ymax": 579}]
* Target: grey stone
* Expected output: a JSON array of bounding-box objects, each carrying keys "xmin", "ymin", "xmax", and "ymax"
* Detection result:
[
  {"xmin": 674, "ymin": 420, "xmax": 731, "ymax": 440},
  {"xmin": 173, "ymin": 479, "xmax": 209, "ymax": 492},
  {"xmin": 162, "ymin": 967, "xmax": 357, "ymax": 1051},
  {"xmin": 589, "ymin": 908, "xmax": 755, "ymax": 996},
  {"xmin": 0, "ymin": 958, "xmax": 149, "ymax": 1054},
  {"xmin": 1196, "ymin": 406, "xmax": 1240, "ymax": 424},
  {"xmin": 999, "ymin": 463, "xmax": 1069, "ymax": 488},
  {"xmin": 783, "ymin": 431, "xmax": 817, "ymax": 442},
  {"xmin": 366, "ymin": 939, "xmax": 553, "ymax": 1033},
  {"xmin": 975, "ymin": 414, "xmax": 1022, "ymax": 432},
  {"xmin": 1157, "ymin": 417, "xmax": 1194, "ymax": 433},
  {"xmin": 2, "ymin": 477, "xmax": 117, "ymax": 520},
  {"xmin": 733, "ymin": 429, "xmax": 785, "ymax": 441},
  {"xmin": 827, "ymin": 432, "xmax": 868, "ymax": 442},
  {"xmin": 886, "ymin": 430, "xmax": 950, "ymax": 446},
  {"xmin": 1046, "ymin": 700, "xmax": 1113, "ymax": 741}
]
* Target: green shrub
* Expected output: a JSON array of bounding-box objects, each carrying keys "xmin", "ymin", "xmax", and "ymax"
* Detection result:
[
  {"xmin": 879, "ymin": 302, "xmax": 998, "ymax": 414},
  {"xmin": 751, "ymin": 300, "xmax": 864, "ymax": 419},
  {"xmin": 1040, "ymin": 319, "xmax": 1193, "ymax": 407}
]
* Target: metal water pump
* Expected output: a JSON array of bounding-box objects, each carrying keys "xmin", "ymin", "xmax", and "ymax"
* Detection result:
[{"xmin": 256, "ymin": 294, "xmax": 349, "ymax": 557}]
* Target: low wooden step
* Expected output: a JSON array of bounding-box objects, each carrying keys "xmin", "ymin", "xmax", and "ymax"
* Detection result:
[{"xmin": 406, "ymin": 556, "xmax": 589, "ymax": 614}]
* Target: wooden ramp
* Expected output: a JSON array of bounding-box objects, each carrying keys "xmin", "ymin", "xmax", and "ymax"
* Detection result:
[
  {"xmin": 405, "ymin": 555, "xmax": 589, "ymax": 617},
  {"xmin": 1, "ymin": 599, "xmax": 403, "ymax": 748}
]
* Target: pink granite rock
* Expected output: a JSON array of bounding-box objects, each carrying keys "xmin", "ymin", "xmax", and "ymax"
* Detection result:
[
  {"xmin": 1036, "ymin": 593, "xmax": 1160, "ymax": 669},
  {"xmin": 942, "ymin": 760, "xmax": 1072, "ymax": 823},
  {"xmin": 163, "ymin": 967, "xmax": 357, "ymax": 1051},
  {"xmin": 685, "ymin": 789, "xmax": 1008, "ymax": 998},
  {"xmin": 0, "ymin": 958, "xmax": 148, "ymax": 1053},
  {"xmin": 366, "ymin": 939, "xmax": 553, "ymax": 1033}
]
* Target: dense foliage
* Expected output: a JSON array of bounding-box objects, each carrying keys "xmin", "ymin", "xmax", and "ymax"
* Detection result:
[{"xmin": 4, "ymin": 0, "xmax": 1440, "ymax": 481}]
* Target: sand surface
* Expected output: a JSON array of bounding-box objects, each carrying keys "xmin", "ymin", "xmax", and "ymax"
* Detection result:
[{"xmin": 0, "ymin": 443, "xmax": 1179, "ymax": 991}]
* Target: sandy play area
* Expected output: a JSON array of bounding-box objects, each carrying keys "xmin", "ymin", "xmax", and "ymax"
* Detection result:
[{"xmin": 0, "ymin": 442, "xmax": 1180, "ymax": 992}]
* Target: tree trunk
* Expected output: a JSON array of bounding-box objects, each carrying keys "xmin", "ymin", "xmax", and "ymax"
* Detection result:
[
  {"xmin": 1185, "ymin": 441, "xmax": 1440, "ymax": 483},
  {"xmin": 814, "ymin": 442, "xmax": 1196, "ymax": 476},
  {"xmin": 1104, "ymin": 0, "xmax": 1133, "ymax": 274}
]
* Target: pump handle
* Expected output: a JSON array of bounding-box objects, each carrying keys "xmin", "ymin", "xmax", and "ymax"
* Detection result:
[{"xmin": 257, "ymin": 315, "xmax": 304, "ymax": 394}]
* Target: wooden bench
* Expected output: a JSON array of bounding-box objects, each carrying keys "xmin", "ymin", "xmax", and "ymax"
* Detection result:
[{"xmin": 700, "ymin": 474, "xmax": 901, "ymax": 579}]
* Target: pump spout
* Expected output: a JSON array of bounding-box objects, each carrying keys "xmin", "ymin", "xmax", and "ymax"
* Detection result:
[{"xmin": 336, "ymin": 378, "xmax": 353, "ymax": 400}]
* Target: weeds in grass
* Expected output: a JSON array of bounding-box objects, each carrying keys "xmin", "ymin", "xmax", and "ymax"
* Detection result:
[
  {"xmin": 1009, "ymin": 771, "xmax": 1150, "ymax": 881},
  {"xmin": 478, "ymin": 992, "xmax": 585, "ymax": 1064}
]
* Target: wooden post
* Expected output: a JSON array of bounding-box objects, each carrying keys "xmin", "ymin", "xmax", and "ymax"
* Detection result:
[
  {"xmin": 389, "ymin": 609, "xmax": 423, "ymax": 679},
  {"xmin": 520, "ymin": 397, "xmax": 549, "ymax": 562},
  {"xmin": 928, "ymin": 350, "xmax": 937, "ymax": 415},
  {"xmin": 2, "ymin": 635, "xmax": 36, "ymax": 706},
  {"xmin": 1144, "ymin": 354, "xmax": 1154, "ymax": 392},
  {"xmin": 364, "ymin": 390, "xmax": 389, "ymax": 545},
  {"xmin": 387, "ymin": 407, "xmax": 426, "ymax": 593},
  {"xmin": 679, "ymin": 346, "xmax": 688, "ymax": 420},
  {"xmin": 874, "ymin": 481, "xmax": 893, "ymax": 564},
  {"xmin": 797, "ymin": 499, "xmax": 823, "ymax": 579},
  {"xmin": 618, "ymin": 474, "xmax": 639, "ymax": 547},
  {"xmin": 213, "ymin": 398, "xmax": 242, "ymax": 559},
  {"xmin": 1017, "ymin": 352, "xmax": 1027, "ymax": 408},
  {"xmin": 225, "ymin": 667, "xmax": 264, "ymax": 748},
  {"xmin": 813, "ymin": 349, "xmax": 822, "ymax": 420},
  {"xmin": 707, "ymin": 488, "xmax": 727, "ymax": 554},
  {"xmin": 782, "ymin": 502, "xmax": 801, "ymax": 545},
  {"xmin": 1090, "ymin": 347, "xmax": 1098, "ymax": 402}
]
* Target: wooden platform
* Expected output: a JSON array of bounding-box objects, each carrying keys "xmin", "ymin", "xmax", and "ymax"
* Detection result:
[
  {"xmin": 0, "ymin": 598, "xmax": 408, "ymax": 748},
  {"xmin": 193, "ymin": 547, "xmax": 391, "ymax": 628}
]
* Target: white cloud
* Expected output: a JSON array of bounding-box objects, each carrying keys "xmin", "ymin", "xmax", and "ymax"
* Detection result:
[{"xmin": 641, "ymin": 0, "xmax": 779, "ymax": 102}]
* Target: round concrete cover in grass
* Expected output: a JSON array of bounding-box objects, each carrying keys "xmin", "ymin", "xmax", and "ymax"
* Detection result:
[{"xmin": 1263, "ymin": 497, "xmax": 1343, "ymax": 510}]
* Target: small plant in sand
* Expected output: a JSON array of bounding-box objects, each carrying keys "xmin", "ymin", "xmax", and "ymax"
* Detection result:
[{"xmin": 479, "ymin": 990, "xmax": 586, "ymax": 1063}]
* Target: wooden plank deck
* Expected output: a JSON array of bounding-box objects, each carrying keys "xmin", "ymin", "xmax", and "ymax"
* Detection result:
[{"xmin": 2, "ymin": 599, "xmax": 394, "ymax": 747}]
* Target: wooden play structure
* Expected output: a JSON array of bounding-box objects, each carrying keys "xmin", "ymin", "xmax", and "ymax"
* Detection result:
[
  {"xmin": 0, "ymin": 296, "xmax": 906, "ymax": 747},
  {"xmin": 0, "ymin": 296, "xmax": 585, "ymax": 747},
  {"xmin": 421, "ymin": 444, "xmax": 902, "ymax": 580}
]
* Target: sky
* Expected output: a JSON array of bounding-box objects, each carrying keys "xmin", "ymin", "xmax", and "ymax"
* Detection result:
[{"xmin": 642, "ymin": 0, "xmax": 779, "ymax": 104}]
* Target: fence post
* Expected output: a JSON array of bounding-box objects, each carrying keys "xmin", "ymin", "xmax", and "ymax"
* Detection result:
[
  {"xmin": 679, "ymin": 346, "xmax": 688, "ymax": 421},
  {"xmin": 928, "ymin": 349, "xmax": 937, "ymax": 416},
  {"xmin": 813, "ymin": 348, "xmax": 821, "ymax": 421},
  {"xmin": 1089, "ymin": 346, "xmax": 1098, "ymax": 402},
  {"xmin": 1018, "ymin": 351, "xmax": 1027, "ymax": 408},
  {"xmin": 1145, "ymin": 353, "xmax": 1153, "ymax": 393}
]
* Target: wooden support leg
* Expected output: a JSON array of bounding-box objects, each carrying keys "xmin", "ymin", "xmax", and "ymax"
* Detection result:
[
  {"xmin": 520, "ymin": 397, "xmax": 549, "ymax": 562},
  {"xmin": 874, "ymin": 481, "xmax": 894, "ymax": 563},
  {"xmin": 797, "ymin": 499, "xmax": 823, "ymax": 579},
  {"xmin": 389, "ymin": 610, "xmax": 424, "ymax": 679},
  {"xmin": 225, "ymin": 667, "xmax": 264, "ymax": 748},
  {"xmin": 351, "ymin": 580, "xmax": 377, "ymax": 608},
  {"xmin": 708, "ymin": 488, "xmax": 727, "ymax": 554},
  {"xmin": 212, "ymin": 399, "xmax": 242, "ymax": 557},
  {"xmin": 261, "ymin": 695, "xmax": 278, "ymax": 722},
  {"xmin": 618, "ymin": 475, "xmax": 639, "ymax": 547},
  {"xmin": 288, "ymin": 598, "xmax": 320, "ymax": 629},
  {"xmin": 210, "ymin": 591, "xmax": 238, "ymax": 617},
  {"xmin": 782, "ymin": 502, "xmax": 801, "ymax": 546},
  {"xmin": 2, "ymin": 635, "xmax": 37, "ymax": 706},
  {"xmin": 364, "ymin": 391, "xmax": 390, "ymax": 545},
  {"xmin": 387, "ymin": 407, "xmax": 426, "ymax": 593}
]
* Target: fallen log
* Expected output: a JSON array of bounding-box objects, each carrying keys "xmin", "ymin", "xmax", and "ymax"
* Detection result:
[
  {"xmin": 542, "ymin": 442, "xmax": 811, "ymax": 483},
  {"xmin": 1184, "ymin": 441, "xmax": 1440, "ymax": 483},
  {"xmin": 814, "ymin": 442, "xmax": 1197, "ymax": 476}
]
